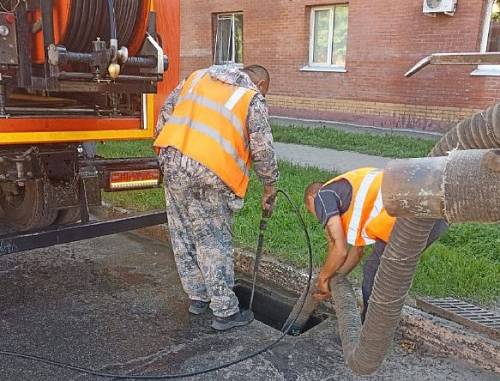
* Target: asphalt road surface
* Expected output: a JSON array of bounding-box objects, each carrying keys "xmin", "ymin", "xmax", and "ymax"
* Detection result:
[{"xmin": 0, "ymin": 224, "xmax": 497, "ymax": 380}]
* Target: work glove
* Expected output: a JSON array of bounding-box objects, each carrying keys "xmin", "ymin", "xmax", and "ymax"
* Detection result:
[{"xmin": 262, "ymin": 185, "xmax": 277, "ymax": 218}]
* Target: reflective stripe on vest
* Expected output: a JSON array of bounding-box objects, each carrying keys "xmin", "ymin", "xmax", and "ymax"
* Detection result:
[
  {"xmin": 154, "ymin": 70, "xmax": 256, "ymax": 197},
  {"xmin": 187, "ymin": 69, "xmax": 208, "ymax": 93},
  {"xmin": 362, "ymin": 188, "xmax": 383, "ymax": 242},
  {"xmin": 166, "ymin": 115, "xmax": 249, "ymax": 176},
  {"xmin": 178, "ymin": 92, "xmax": 247, "ymax": 144},
  {"xmin": 225, "ymin": 87, "xmax": 248, "ymax": 109},
  {"xmin": 324, "ymin": 168, "xmax": 396, "ymax": 246},
  {"xmin": 347, "ymin": 169, "xmax": 380, "ymax": 245}
]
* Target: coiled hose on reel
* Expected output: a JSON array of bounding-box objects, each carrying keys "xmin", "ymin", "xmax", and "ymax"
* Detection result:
[{"xmin": 62, "ymin": 0, "xmax": 141, "ymax": 52}]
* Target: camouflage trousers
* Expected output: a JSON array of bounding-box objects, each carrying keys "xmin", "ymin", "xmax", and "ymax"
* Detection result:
[{"xmin": 162, "ymin": 148, "xmax": 243, "ymax": 317}]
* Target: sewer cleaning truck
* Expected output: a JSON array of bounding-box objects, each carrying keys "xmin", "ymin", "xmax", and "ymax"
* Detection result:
[{"xmin": 0, "ymin": 0, "xmax": 179, "ymax": 235}]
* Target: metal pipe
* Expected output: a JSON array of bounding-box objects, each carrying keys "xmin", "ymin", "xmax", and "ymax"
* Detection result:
[
  {"xmin": 383, "ymin": 150, "xmax": 500, "ymax": 222},
  {"xmin": 0, "ymin": 82, "xmax": 6, "ymax": 116},
  {"xmin": 107, "ymin": 0, "xmax": 118, "ymax": 51},
  {"xmin": 80, "ymin": 157, "xmax": 159, "ymax": 168},
  {"xmin": 40, "ymin": 0, "xmax": 55, "ymax": 50},
  {"xmin": 125, "ymin": 56, "xmax": 157, "ymax": 68},
  {"xmin": 65, "ymin": 51, "xmax": 95, "ymax": 64},
  {"xmin": 56, "ymin": 71, "xmax": 160, "ymax": 82},
  {"xmin": 52, "ymin": 48, "xmax": 157, "ymax": 69},
  {"xmin": 406, "ymin": 52, "xmax": 500, "ymax": 77},
  {"xmin": 5, "ymin": 107, "xmax": 97, "ymax": 114},
  {"xmin": 0, "ymin": 210, "xmax": 168, "ymax": 256},
  {"xmin": 15, "ymin": 5, "xmax": 33, "ymax": 89}
]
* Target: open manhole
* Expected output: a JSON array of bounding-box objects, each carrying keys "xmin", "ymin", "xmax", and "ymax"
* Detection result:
[
  {"xmin": 417, "ymin": 298, "xmax": 500, "ymax": 340},
  {"xmin": 234, "ymin": 278, "xmax": 327, "ymax": 335}
]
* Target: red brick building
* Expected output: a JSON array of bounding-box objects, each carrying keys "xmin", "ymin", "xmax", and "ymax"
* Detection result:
[{"xmin": 179, "ymin": 0, "xmax": 500, "ymax": 132}]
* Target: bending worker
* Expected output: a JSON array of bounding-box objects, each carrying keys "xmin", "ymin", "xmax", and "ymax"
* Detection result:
[
  {"xmin": 304, "ymin": 168, "xmax": 447, "ymax": 321},
  {"xmin": 154, "ymin": 65, "xmax": 279, "ymax": 331}
]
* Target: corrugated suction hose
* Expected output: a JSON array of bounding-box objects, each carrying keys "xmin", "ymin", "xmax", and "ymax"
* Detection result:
[{"xmin": 330, "ymin": 104, "xmax": 500, "ymax": 375}]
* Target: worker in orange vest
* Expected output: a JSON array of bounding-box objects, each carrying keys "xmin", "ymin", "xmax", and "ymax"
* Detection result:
[
  {"xmin": 154, "ymin": 65, "xmax": 279, "ymax": 331},
  {"xmin": 304, "ymin": 168, "xmax": 447, "ymax": 321}
]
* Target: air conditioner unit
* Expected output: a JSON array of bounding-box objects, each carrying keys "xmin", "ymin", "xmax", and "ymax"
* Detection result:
[{"xmin": 423, "ymin": 0, "xmax": 457, "ymax": 16}]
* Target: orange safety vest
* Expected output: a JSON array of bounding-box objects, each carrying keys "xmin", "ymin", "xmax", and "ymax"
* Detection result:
[
  {"xmin": 154, "ymin": 69, "xmax": 257, "ymax": 198},
  {"xmin": 324, "ymin": 168, "xmax": 396, "ymax": 247}
]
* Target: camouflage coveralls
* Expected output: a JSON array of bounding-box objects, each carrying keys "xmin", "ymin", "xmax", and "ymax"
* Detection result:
[{"xmin": 156, "ymin": 66, "xmax": 279, "ymax": 317}]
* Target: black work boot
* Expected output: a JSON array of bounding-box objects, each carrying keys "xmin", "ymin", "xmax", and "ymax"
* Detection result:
[
  {"xmin": 211, "ymin": 310, "xmax": 254, "ymax": 331},
  {"xmin": 188, "ymin": 300, "xmax": 210, "ymax": 315}
]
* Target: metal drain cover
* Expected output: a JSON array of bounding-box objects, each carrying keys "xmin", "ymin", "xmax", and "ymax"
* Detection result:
[{"xmin": 416, "ymin": 298, "xmax": 500, "ymax": 340}]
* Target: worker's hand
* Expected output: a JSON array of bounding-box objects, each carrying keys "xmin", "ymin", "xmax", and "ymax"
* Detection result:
[
  {"xmin": 262, "ymin": 185, "xmax": 277, "ymax": 218},
  {"xmin": 312, "ymin": 275, "xmax": 331, "ymax": 301}
]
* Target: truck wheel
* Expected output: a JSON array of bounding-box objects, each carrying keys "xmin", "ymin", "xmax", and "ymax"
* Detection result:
[
  {"xmin": 54, "ymin": 207, "xmax": 81, "ymax": 225},
  {"xmin": 0, "ymin": 180, "xmax": 57, "ymax": 232}
]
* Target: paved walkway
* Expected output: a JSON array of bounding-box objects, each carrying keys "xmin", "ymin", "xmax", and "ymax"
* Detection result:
[{"xmin": 275, "ymin": 142, "xmax": 392, "ymax": 173}]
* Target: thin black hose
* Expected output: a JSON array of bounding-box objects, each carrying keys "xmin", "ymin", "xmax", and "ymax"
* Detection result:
[
  {"xmin": 0, "ymin": 189, "xmax": 313, "ymax": 380},
  {"xmin": 249, "ymin": 211, "xmax": 271, "ymax": 311},
  {"xmin": 107, "ymin": 0, "xmax": 117, "ymax": 41}
]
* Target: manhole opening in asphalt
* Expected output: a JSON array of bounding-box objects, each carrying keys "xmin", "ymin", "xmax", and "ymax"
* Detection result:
[{"xmin": 234, "ymin": 278, "xmax": 327, "ymax": 335}]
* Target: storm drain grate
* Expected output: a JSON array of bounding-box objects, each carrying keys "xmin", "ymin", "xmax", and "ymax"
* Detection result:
[{"xmin": 416, "ymin": 298, "xmax": 500, "ymax": 341}]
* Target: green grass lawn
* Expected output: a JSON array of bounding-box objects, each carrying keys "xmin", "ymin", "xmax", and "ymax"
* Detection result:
[
  {"xmin": 98, "ymin": 140, "xmax": 157, "ymax": 158},
  {"xmin": 271, "ymin": 125, "xmax": 437, "ymax": 158},
  {"xmin": 97, "ymin": 140, "xmax": 500, "ymax": 305}
]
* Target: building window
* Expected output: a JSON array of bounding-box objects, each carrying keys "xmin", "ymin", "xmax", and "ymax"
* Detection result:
[
  {"xmin": 485, "ymin": 0, "xmax": 500, "ymax": 52},
  {"xmin": 473, "ymin": 0, "xmax": 500, "ymax": 76},
  {"xmin": 304, "ymin": 5, "xmax": 348, "ymax": 72},
  {"xmin": 214, "ymin": 13, "xmax": 243, "ymax": 65}
]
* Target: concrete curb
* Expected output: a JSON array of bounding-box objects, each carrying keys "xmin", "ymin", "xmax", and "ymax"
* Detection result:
[
  {"xmin": 91, "ymin": 205, "xmax": 499, "ymax": 374},
  {"xmin": 270, "ymin": 116, "xmax": 443, "ymax": 140},
  {"xmin": 399, "ymin": 306, "xmax": 500, "ymax": 373}
]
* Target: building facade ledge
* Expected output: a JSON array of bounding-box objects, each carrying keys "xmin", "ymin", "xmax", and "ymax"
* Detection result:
[
  {"xmin": 470, "ymin": 66, "xmax": 500, "ymax": 77},
  {"xmin": 300, "ymin": 65, "xmax": 347, "ymax": 73}
]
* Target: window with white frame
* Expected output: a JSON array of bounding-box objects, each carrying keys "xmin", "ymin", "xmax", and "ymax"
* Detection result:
[
  {"xmin": 307, "ymin": 5, "xmax": 349, "ymax": 70},
  {"xmin": 214, "ymin": 13, "xmax": 243, "ymax": 65},
  {"xmin": 485, "ymin": 0, "xmax": 500, "ymax": 52},
  {"xmin": 474, "ymin": 0, "xmax": 500, "ymax": 75}
]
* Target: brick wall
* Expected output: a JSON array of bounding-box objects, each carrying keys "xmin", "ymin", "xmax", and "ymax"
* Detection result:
[{"xmin": 179, "ymin": 0, "xmax": 498, "ymax": 132}]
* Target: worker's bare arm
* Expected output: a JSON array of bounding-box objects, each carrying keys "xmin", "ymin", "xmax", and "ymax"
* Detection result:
[
  {"xmin": 337, "ymin": 246, "xmax": 365, "ymax": 275},
  {"xmin": 313, "ymin": 216, "xmax": 348, "ymax": 300}
]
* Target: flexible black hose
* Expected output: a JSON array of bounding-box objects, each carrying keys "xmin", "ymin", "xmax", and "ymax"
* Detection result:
[
  {"xmin": 0, "ymin": 190, "xmax": 314, "ymax": 380},
  {"xmin": 107, "ymin": 0, "xmax": 117, "ymax": 41},
  {"xmin": 249, "ymin": 193, "xmax": 276, "ymax": 311},
  {"xmin": 248, "ymin": 217, "xmax": 267, "ymax": 311},
  {"xmin": 40, "ymin": 0, "xmax": 55, "ymax": 49}
]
